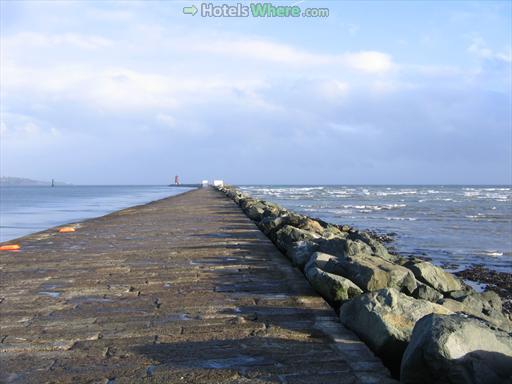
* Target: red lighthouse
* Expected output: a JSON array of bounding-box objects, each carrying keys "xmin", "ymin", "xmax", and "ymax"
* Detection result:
[{"xmin": 174, "ymin": 175, "xmax": 180, "ymax": 185}]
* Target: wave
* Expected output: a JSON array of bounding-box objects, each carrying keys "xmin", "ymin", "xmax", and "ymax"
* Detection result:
[
  {"xmin": 343, "ymin": 204, "xmax": 406, "ymax": 211},
  {"xmin": 480, "ymin": 250, "xmax": 504, "ymax": 257}
]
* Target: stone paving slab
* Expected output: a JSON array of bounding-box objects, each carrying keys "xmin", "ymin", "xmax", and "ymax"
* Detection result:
[{"xmin": 0, "ymin": 187, "xmax": 396, "ymax": 383}]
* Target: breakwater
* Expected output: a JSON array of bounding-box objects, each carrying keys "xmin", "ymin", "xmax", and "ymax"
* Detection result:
[
  {"xmin": 217, "ymin": 185, "xmax": 512, "ymax": 382},
  {"xmin": 0, "ymin": 187, "xmax": 395, "ymax": 383}
]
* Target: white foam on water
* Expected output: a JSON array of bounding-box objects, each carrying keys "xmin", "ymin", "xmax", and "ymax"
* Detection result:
[
  {"xmin": 342, "ymin": 204, "xmax": 406, "ymax": 211},
  {"xmin": 481, "ymin": 251, "xmax": 504, "ymax": 257}
]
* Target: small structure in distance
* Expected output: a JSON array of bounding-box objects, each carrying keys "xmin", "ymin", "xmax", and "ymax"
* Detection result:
[
  {"xmin": 213, "ymin": 180, "xmax": 224, "ymax": 187},
  {"xmin": 202, "ymin": 180, "xmax": 209, "ymax": 187}
]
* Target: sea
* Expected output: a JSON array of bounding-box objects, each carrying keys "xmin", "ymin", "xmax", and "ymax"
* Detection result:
[
  {"xmin": 1, "ymin": 184, "xmax": 510, "ymax": 274},
  {"xmin": 239, "ymin": 185, "xmax": 512, "ymax": 274},
  {"xmin": 0, "ymin": 185, "xmax": 193, "ymax": 242}
]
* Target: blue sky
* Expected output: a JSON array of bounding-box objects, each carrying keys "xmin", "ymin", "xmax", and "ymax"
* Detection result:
[{"xmin": 1, "ymin": 0, "xmax": 511, "ymax": 185}]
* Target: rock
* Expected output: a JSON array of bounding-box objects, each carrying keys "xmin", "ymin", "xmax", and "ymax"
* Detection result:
[
  {"xmin": 339, "ymin": 288, "xmax": 452, "ymax": 367},
  {"xmin": 286, "ymin": 240, "xmax": 319, "ymax": 269},
  {"xmin": 321, "ymin": 225, "xmax": 345, "ymax": 239},
  {"xmin": 412, "ymin": 282, "xmax": 444, "ymax": 303},
  {"xmin": 238, "ymin": 197, "xmax": 257, "ymax": 210},
  {"xmin": 244, "ymin": 201, "xmax": 268, "ymax": 221},
  {"xmin": 447, "ymin": 289, "xmax": 473, "ymax": 301},
  {"xmin": 315, "ymin": 237, "xmax": 348, "ymax": 257},
  {"xmin": 358, "ymin": 232, "xmax": 399, "ymax": 263},
  {"xmin": 439, "ymin": 294, "xmax": 511, "ymax": 332},
  {"xmin": 305, "ymin": 265, "xmax": 363, "ymax": 306},
  {"xmin": 294, "ymin": 217, "xmax": 325, "ymax": 235},
  {"xmin": 261, "ymin": 201, "xmax": 283, "ymax": 217},
  {"xmin": 345, "ymin": 239, "xmax": 374, "ymax": 257},
  {"xmin": 305, "ymin": 251, "xmax": 340, "ymax": 272},
  {"xmin": 403, "ymin": 260, "xmax": 463, "ymax": 294},
  {"xmin": 321, "ymin": 253, "xmax": 417, "ymax": 294},
  {"xmin": 285, "ymin": 212, "xmax": 308, "ymax": 227},
  {"xmin": 401, "ymin": 313, "xmax": 512, "ymax": 384},
  {"xmin": 258, "ymin": 216, "xmax": 290, "ymax": 238},
  {"xmin": 274, "ymin": 225, "xmax": 321, "ymax": 253}
]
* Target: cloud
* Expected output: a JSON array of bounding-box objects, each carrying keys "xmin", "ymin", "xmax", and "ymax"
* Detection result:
[
  {"xmin": 2, "ymin": 31, "xmax": 112, "ymax": 50},
  {"xmin": 1, "ymin": 2, "xmax": 510, "ymax": 184},
  {"xmin": 342, "ymin": 51, "xmax": 394, "ymax": 73},
  {"xmin": 468, "ymin": 37, "xmax": 512, "ymax": 63},
  {"xmin": 187, "ymin": 38, "xmax": 394, "ymax": 73},
  {"xmin": 0, "ymin": 112, "xmax": 61, "ymax": 141}
]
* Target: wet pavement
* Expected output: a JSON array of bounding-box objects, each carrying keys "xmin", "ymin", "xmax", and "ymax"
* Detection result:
[{"xmin": 0, "ymin": 187, "xmax": 395, "ymax": 383}]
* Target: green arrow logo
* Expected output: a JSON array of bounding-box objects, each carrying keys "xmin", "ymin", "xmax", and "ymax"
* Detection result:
[{"xmin": 183, "ymin": 5, "xmax": 198, "ymax": 16}]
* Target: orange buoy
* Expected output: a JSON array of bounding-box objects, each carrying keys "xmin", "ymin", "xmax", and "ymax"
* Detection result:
[
  {"xmin": 58, "ymin": 227, "xmax": 76, "ymax": 233},
  {"xmin": 0, "ymin": 244, "xmax": 20, "ymax": 251}
]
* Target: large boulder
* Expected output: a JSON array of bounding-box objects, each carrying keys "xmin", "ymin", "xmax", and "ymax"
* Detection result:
[
  {"xmin": 274, "ymin": 225, "xmax": 321, "ymax": 253},
  {"xmin": 258, "ymin": 215, "xmax": 290, "ymax": 239},
  {"xmin": 315, "ymin": 237, "xmax": 348, "ymax": 257},
  {"xmin": 339, "ymin": 288, "xmax": 452, "ymax": 368},
  {"xmin": 345, "ymin": 239, "xmax": 374, "ymax": 257},
  {"xmin": 305, "ymin": 251, "xmax": 340, "ymax": 272},
  {"xmin": 286, "ymin": 240, "xmax": 319, "ymax": 269},
  {"xmin": 244, "ymin": 201, "xmax": 268, "ymax": 221},
  {"xmin": 401, "ymin": 313, "xmax": 512, "ymax": 384},
  {"xmin": 305, "ymin": 265, "xmax": 363, "ymax": 306},
  {"xmin": 439, "ymin": 293, "xmax": 511, "ymax": 332},
  {"xmin": 412, "ymin": 281, "xmax": 444, "ymax": 303},
  {"xmin": 356, "ymin": 232, "xmax": 400, "ymax": 263},
  {"xmin": 404, "ymin": 260, "xmax": 463, "ymax": 294},
  {"xmin": 293, "ymin": 217, "xmax": 325, "ymax": 235},
  {"xmin": 320, "ymin": 253, "xmax": 417, "ymax": 294},
  {"xmin": 321, "ymin": 224, "xmax": 346, "ymax": 239},
  {"xmin": 245, "ymin": 200, "xmax": 283, "ymax": 222},
  {"xmin": 239, "ymin": 197, "xmax": 257, "ymax": 210}
]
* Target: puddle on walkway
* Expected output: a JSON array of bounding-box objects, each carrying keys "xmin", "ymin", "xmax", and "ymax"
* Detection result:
[
  {"xmin": 203, "ymin": 233, "xmax": 232, "ymax": 238},
  {"xmin": 199, "ymin": 355, "xmax": 268, "ymax": 369},
  {"xmin": 38, "ymin": 291, "xmax": 61, "ymax": 298},
  {"xmin": 69, "ymin": 296, "xmax": 114, "ymax": 305},
  {"xmin": 190, "ymin": 257, "xmax": 240, "ymax": 266}
]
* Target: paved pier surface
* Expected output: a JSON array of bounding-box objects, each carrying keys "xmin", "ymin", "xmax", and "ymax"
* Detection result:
[{"xmin": 0, "ymin": 188, "xmax": 395, "ymax": 383}]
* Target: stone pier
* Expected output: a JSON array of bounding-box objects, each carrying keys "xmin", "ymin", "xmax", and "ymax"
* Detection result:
[{"xmin": 0, "ymin": 187, "xmax": 395, "ymax": 383}]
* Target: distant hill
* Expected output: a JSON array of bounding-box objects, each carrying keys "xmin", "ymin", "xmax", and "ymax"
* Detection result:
[{"xmin": 0, "ymin": 177, "xmax": 70, "ymax": 186}]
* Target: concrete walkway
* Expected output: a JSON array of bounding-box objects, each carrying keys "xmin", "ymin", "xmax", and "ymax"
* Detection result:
[{"xmin": 0, "ymin": 188, "xmax": 395, "ymax": 383}]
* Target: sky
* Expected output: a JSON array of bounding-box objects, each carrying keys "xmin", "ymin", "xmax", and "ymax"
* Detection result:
[{"xmin": 0, "ymin": 0, "xmax": 511, "ymax": 185}]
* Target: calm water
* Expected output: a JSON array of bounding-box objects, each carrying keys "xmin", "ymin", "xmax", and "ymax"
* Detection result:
[
  {"xmin": 0, "ymin": 185, "xmax": 194, "ymax": 242},
  {"xmin": 239, "ymin": 185, "xmax": 512, "ymax": 273}
]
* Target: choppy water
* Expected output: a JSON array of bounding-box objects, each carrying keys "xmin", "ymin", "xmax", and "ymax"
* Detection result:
[
  {"xmin": 0, "ymin": 185, "xmax": 193, "ymax": 242},
  {"xmin": 240, "ymin": 185, "xmax": 512, "ymax": 273}
]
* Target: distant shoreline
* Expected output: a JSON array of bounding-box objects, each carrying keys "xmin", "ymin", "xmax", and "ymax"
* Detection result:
[{"xmin": 0, "ymin": 176, "xmax": 69, "ymax": 187}]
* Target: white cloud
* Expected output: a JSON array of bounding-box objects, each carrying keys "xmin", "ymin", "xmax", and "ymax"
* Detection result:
[
  {"xmin": 342, "ymin": 51, "xmax": 394, "ymax": 73},
  {"xmin": 3, "ymin": 32, "xmax": 112, "ymax": 50},
  {"xmin": 3, "ymin": 64, "xmax": 270, "ymax": 113},
  {"xmin": 0, "ymin": 112, "xmax": 60, "ymax": 139},
  {"xmin": 468, "ymin": 37, "xmax": 512, "ymax": 63},
  {"xmin": 317, "ymin": 80, "xmax": 350, "ymax": 100},
  {"xmin": 187, "ymin": 38, "xmax": 394, "ymax": 73}
]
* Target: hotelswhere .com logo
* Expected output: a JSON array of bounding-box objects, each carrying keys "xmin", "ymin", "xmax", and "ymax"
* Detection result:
[{"xmin": 183, "ymin": 2, "xmax": 329, "ymax": 18}]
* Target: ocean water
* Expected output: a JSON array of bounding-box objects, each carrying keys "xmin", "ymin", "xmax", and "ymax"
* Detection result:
[
  {"xmin": 0, "ymin": 185, "xmax": 194, "ymax": 242},
  {"xmin": 239, "ymin": 185, "xmax": 512, "ymax": 273}
]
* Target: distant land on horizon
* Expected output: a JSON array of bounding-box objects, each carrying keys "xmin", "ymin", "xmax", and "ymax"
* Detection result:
[{"xmin": 0, "ymin": 177, "xmax": 70, "ymax": 186}]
